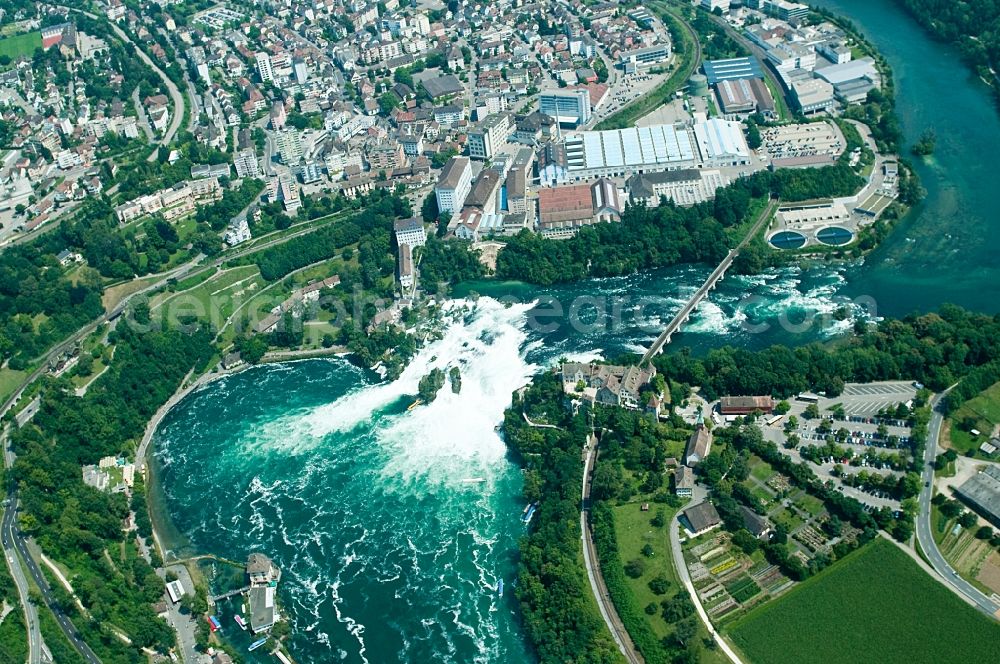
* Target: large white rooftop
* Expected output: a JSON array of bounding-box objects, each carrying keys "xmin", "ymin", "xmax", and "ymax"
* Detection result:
[
  {"xmin": 693, "ymin": 119, "xmax": 751, "ymax": 162},
  {"xmin": 564, "ymin": 124, "xmax": 696, "ymax": 172}
]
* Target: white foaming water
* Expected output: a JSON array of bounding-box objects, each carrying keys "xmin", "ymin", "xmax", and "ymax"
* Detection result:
[
  {"xmin": 242, "ymin": 298, "xmax": 537, "ymax": 456},
  {"xmin": 245, "ymin": 297, "xmax": 539, "ymax": 468},
  {"xmin": 376, "ymin": 298, "xmax": 540, "ymax": 488},
  {"xmin": 684, "ymin": 299, "xmax": 748, "ymax": 335},
  {"xmin": 551, "ymin": 348, "xmax": 604, "ymax": 364}
]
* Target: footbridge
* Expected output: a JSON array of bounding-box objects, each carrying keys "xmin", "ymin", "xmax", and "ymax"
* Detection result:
[
  {"xmin": 209, "ymin": 586, "xmax": 251, "ymax": 603},
  {"xmin": 640, "ymin": 200, "xmax": 776, "ymax": 366}
]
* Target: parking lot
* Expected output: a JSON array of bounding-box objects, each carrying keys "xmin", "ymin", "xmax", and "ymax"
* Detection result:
[
  {"xmin": 834, "ymin": 381, "xmax": 918, "ymax": 415},
  {"xmin": 589, "ymin": 70, "xmax": 671, "ymax": 125},
  {"xmin": 757, "ymin": 381, "xmax": 922, "ymax": 510},
  {"xmin": 787, "ymin": 381, "xmax": 918, "ymax": 418},
  {"xmin": 761, "ymin": 122, "xmax": 846, "ymax": 165}
]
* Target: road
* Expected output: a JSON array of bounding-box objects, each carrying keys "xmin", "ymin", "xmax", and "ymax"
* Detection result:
[
  {"xmin": 915, "ymin": 391, "xmax": 1000, "ymax": 617},
  {"xmin": 580, "ymin": 436, "xmax": 644, "ymax": 664},
  {"xmin": 668, "ymin": 510, "xmax": 744, "ymax": 664},
  {"xmin": 2, "ymin": 482, "xmax": 100, "ymax": 663},
  {"xmin": 131, "ymin": 88, "xmax": 156, "ymax": 142},
  {"xmin": 641, "ymin": 199, "xmax": 777, "ymax": 364},
  {"xmin": 2, "ymin": 428, "xmax": 42, "ymax": 664}
]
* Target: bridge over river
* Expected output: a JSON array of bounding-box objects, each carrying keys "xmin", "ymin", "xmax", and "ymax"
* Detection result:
[{"xmin": 640, "ymin": 200, "xmax": 777, "ymax": 365}]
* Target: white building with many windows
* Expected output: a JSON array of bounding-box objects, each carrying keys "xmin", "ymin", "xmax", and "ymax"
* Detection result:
[
  {"xmin": 539, "ymin": 89, "xmax": 592, "ymax": 127},
  {"xmin": 255, "ymin": 52, "xmax": 273, "ymax": 83},
  {"xmin": 393, "ymin": 217, "xmax": 427, "ymax": 248},
  {"xmin": 435, "ymin": 156, "xmax": 473, "ymax": 215},
  {"xmin": 467, "ymin": 113, "xmax": 514, "ymax": 160},
  {"xmin": 234, "ymin": 150, "xmax": 260, "ymax": 178}
]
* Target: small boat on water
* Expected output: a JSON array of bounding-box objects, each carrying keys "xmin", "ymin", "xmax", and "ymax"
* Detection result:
[
  {"xmin": 234, "ymin": 615, "xmax": 247, "ymax": 630},
  {"xmin": 407, "ymin": 399, "xmax": 423, "ymax": 411},
  {"xmin": 461, "ymin": 477, "xmax": 486, "ymax": 483},
  {"xmin": 248, "ymin": 637, "xmax": 267, "ymax": 652},
  {"xmin": 522, "ymin": 502, "xmax": 538, "ymax": 524},
  {"xmin": 496, "ymin": 578, "xmax": 504, "ymax": 597}
]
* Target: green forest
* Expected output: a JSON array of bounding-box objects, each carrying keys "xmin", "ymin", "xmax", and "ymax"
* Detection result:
[
  {"xmin": 654, "ymin": 305, "xmax": 1000, "ymax": 400},
  {"xmin": 502, "ymin": 375, "xmax": 623, "ymax": 664},
  {"xmin": 11, "ymin": 322, "xmax": 216, "ymax": 662},
  {"xmin": 0, "ymin": 242, "xmax": 105, "ymax": 367}
]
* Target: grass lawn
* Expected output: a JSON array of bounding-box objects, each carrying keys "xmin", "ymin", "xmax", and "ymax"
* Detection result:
[
  {"xmin": 101, "ymin": 275, "xmax": 162, "ymax": 312},
  {"xmin": 155, "ymin": 265, "xmax": 263, "ymax": 324},
  {"xmin": 793, "ymin": 493, "xmax": 825, "ymax": 518},
  {"xmin": 613, "ymin": 503, "xmax": 680, "ymax": 639},
  {"xmin": 0, "ymin": 31, "xmax": 41, "ymax": 60},
  {"xmin": 71, "ymin": 356, "xmax": 107, "ymax": 389},
  {"xmin": 948, "ymin": 381, "xmax": 1000, "ymax": 455},
  {"xmin": 749, "ymin": 456, "xmax": 775, "ymax": 483},
  {"xmin": 763, "ymin": 76, "xmax": 792, "ymax": 120},
  {"xmin": 727, "ymin": 538, "xmax": 1000, "ymax": 664},
  {"xmin": 611, "ymin": 503, "xmax": 729, "ymax": 664},
  {"xmin": 0, "ymin": 367, "xmax": 28, "ymax": 405},
  {"xmin": 771, "ymin": 508, "xmax": 804, "ymax": 532},
  {"xmin": 173, "ymin": 268, "xmax": 216, "ymax": 292}
]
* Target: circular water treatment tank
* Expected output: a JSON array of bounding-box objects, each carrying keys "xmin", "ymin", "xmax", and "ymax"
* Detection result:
[
  {"xmin": 769, "ymin": 230, "xmax": 807, "ymax": 249},
  {"xmin": 816, "ymin": 226, "xmax": 855, "ymax": 246},
  {"xmin": 689, "ymin": 74, "xmax": 709, "ymax": 96}
]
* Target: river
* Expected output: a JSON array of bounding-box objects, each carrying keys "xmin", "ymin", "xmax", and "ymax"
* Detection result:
[{"xmin": 151, "ymin": 2, "xmax": 1000, "ymax": 662}]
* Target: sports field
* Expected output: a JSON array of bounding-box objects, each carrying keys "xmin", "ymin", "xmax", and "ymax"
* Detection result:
[
  {"xmin": 0, "ymin": 31, "xmax": 41, "ymax": 60},
  {"xmin": 728, "ymin": 538, "xmax": 1000, "ymax": 664}
]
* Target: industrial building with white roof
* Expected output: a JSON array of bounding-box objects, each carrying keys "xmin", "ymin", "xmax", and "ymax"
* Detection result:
[{"xmin": 560, "ymin": 119, "xmax": 750, "ymax": 180}]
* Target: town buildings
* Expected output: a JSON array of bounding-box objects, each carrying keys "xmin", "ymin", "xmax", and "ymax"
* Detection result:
[
  {"xmin": 539, "ymin": 89, "xmax": 592, "ymax": 127},
  {"xmin": 627, "ymin": 169, "xmax": 728, "ymax": 207},
  {"xmin": 956, "ymin": 466, "xmax": 1000, "ymax": 528},
  {"xmin": 537, "ymin": 179, "xmax": 623, "ymax": 239},
  {"xmin": 682, "ymin": 502, "xmax": 722, "ymax": 536},
  {"xmin": 685, "ymin": 423, "xmax": 713, "ymax": 466},
  {"xmin": 234, "ymin": 150, "xmax": 261, "ymax": 179},
  {"xmin": 468, "ymin": 113, "xmax": 515, "ymax": 160},
  {"xmin": 394, "ymin": 217, "xmax": 427, "ymax": 248},
  {"xmin": 114, "ymin": 178, "xmax": 222, "ymax": 223},
  {"xmin": 719, "ymin": 396, "xmax": 776, "ymax": 415},
  {"xmin": 675, "ymin": 465, "xmax": 695, "ymax": 498}
]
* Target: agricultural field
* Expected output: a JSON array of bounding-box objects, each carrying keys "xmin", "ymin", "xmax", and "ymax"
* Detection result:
[
  {"xmin": 0, "ymin": 31, "xmax": 41, "ymax": 60},
  {"xmin": 685, "ymin": 533, "xmax": 793, "ymax": 625},
  {"xmin": 948, "ymin": 381, "xmax": 1000, "ymax": 456},
  {"xmin": 932, "ymin": 504, "xmax": 1000, "ymax": 596},
  {"xmin": 728, "ymin": 539, "xmax": 1000, "ymax": 664}
]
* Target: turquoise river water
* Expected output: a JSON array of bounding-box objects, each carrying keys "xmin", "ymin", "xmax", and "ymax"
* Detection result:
[{"xmin": 152, "ymin": 1, "xmax": 1000, "ymax": 662}]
